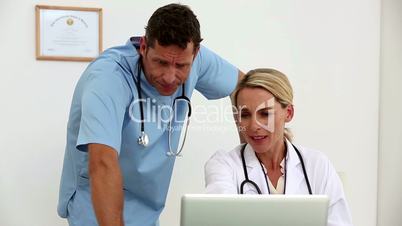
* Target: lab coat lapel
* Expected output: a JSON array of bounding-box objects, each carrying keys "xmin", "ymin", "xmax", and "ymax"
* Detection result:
[
  {"xmin": 242, "ymin": 144, "xmax": 269, "ymax": 194},
  {"xmin": 284, "ymin": 140, "xmax": 306, "ymax": 194}
]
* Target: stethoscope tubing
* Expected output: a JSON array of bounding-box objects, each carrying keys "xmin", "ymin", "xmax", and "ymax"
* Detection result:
[
  {"xmin": 240, "ymin": 143, "xmax": 312, "ymax": 195},
  {"xmin": 133, "ymin": 56, "xmax": 190, "ymax": 154}
]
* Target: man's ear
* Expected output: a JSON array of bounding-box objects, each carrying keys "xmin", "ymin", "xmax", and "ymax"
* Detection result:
[
  {"xmin": 139, "ymin": 36, "xmax": 147, "ymax": 56},
  {"xmin": 285, "ymin": 104, "xmax": 294, "ymax": 123},
  {"xmin": 192, "ymin": 46, "xmax": 200, "ymax": 60}
]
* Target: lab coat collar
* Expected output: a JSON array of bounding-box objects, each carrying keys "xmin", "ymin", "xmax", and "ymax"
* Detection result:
[
  {"xmin": 241, "ymin": 144, "xmax": 269, "ymax": 194},
  {"xmin": 285, "ymin": 139, "xmax": 301, "ymax": 169},
  {"xmin": 243, "ymin": 140, "xmax": 301, "ymax": 169},
  {"xmin": 243, "ymin": 143, "xmax": 261, "ymax": 168},
  {"xmin": 284, "ymin": 139, "xmax": 306, "ymax": 194},
  {"xmin": 242, "ymin": 140, "xmax": 305, "ymax": 194}
]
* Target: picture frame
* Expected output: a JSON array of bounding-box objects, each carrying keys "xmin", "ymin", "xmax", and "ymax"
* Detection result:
[{"xmin": 35, "ymin": 5, "xmax": 103, "ymax": 62}]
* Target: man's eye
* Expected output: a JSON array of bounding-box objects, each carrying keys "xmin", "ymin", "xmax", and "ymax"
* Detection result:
[
  {"xmin": 157, "ymin": 60, "xmax": 168, "ymax": 66},
  {"xmin": 154, "ymin": 59, "xmax": 168, "ymax": 66},
  {"xmin": 176, "ymin": 64, "xmax": 186, "ymax": 69}
]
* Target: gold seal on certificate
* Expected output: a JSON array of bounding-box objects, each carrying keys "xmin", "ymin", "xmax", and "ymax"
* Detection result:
[{"xmin": 35, "ymin": 5, "xmax": 103, "ymax": 62}]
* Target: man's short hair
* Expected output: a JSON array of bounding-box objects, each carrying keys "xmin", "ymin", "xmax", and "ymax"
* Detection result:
[{"xmin": 145, "ymin": 3, "xmax": 203, "ymax": 50}]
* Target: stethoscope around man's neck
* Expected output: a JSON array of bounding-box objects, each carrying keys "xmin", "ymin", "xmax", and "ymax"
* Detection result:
[
  {"xmin": 133, "ymin": 55, "xmax": 190, "ymax": 154},
  {"xmin": 240, "ymin": 143, "xmax": 312, "ymax": 195},
  {"xmin": 134, "ymin": 57, "xmax": 149, "ymax": 146}
]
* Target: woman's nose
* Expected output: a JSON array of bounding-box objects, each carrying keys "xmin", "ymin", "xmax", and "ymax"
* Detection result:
[{"xmin": 248, "ymin": 115, "xmax": 262, "ymax": 131}]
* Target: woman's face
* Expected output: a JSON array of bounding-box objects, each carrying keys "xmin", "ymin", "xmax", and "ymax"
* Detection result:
[{"xmin": 236, "ymin": 87, "xmax": 293, "ymax": 154}]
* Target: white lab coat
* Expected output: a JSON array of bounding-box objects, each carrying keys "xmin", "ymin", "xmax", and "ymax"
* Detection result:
[{"xmin": 204, "ymin": 140, "xmax": 353, "ymax": 226}]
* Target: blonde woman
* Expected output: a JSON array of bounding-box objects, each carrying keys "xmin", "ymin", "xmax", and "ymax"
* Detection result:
[{"xmin": 205, "ymin": 68, "xmax": 353, "ymax": 226}]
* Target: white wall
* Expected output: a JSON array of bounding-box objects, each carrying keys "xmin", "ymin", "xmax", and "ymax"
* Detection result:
[
  {"xmin": 0, "ymin": 1, "xmax": 381, "ymax": 226},
  {"xmin": 377, "ymin": 0, "xmax": 402, "ymax": 225}
]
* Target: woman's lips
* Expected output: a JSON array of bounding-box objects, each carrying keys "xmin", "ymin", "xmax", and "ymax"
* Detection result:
[{"xmin": 249, "ymin": 135, "xmax": 268, "ymax": 144}]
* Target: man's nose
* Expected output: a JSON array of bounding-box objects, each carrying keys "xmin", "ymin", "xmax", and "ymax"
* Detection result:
[{"xmin": 162, "ymin": 66, "xmax": 176, "ymax": 84}]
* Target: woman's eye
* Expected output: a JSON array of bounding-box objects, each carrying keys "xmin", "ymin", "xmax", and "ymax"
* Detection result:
[
  {"xmin": 240, "ymin": 113, "xmax": 250, "ymax": 118},
  {"xmin": 260, "ymin": 111, "xmax": 272, "ymax": 117}
]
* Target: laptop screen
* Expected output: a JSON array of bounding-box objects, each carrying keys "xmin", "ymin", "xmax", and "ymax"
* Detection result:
[{"xmin": 180, "ymin": 194, "xmax": 329, "ymax": 226}]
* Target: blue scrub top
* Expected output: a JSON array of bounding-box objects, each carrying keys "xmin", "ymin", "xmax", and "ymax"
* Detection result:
[{"xmin": 58, "ymin": 37, "xmax": 238, "ymax": 226}]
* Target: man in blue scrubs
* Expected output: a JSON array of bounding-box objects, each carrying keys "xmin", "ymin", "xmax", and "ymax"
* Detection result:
[{"xmin": 57, "ymin": 3, "xmax": 242, "ymax": 226}]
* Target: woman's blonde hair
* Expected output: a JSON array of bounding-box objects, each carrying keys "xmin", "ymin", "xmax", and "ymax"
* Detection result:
[{"xmin": 233, "ymin": 68, "xmax": 294, "ymax": 141}]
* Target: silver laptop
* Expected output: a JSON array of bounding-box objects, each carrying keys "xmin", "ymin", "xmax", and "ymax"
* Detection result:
[{"xmin": 180, "ymin": 194, "xmax": 329, "ymax": 226}]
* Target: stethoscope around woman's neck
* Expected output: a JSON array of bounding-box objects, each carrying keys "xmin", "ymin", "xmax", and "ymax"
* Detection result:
[{"xmin": 240, "ymin": 143, "xmax": 312, "ymax": 195}]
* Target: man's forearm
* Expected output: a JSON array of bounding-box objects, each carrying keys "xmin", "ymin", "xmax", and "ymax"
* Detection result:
[{"xmin": 89, "ymin": 144, "xmax": 124, "ymax": 226}]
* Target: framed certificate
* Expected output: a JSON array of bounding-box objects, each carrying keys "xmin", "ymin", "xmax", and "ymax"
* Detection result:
[{"xmin": 35, "ymin": 5, "xmax": 103, "ymax": 62}]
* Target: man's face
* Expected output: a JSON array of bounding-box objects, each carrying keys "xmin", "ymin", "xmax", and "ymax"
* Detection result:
[{"xmin": 139, "ymin": 38, "xmax": 198, "ymax": 96}]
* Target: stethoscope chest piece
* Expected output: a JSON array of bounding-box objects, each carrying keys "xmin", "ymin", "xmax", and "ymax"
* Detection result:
[{"xmin": 138, "ymin": 131, "xmax": 149, "ymax": 147}]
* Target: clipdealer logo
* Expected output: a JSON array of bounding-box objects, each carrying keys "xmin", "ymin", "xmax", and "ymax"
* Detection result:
[
  {"xmin": 128, "ymin": 97, "xmax": 277, "ymax": 132},
  {"xmin": 128, "ymin": 98, "xmax": 190, "ymax": 130}
]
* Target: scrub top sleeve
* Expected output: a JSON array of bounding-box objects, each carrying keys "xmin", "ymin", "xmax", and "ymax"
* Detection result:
[
  {"xmin": 76, "ymin": 71, "xmax": 131, "ymax": 154},
  {"xmin": 204, "ymin": 150, "xmax": 238, "ymax": 194},
  {"xmin": 195, "ymin": 45, "xmax": 238, "ymax": 100}
]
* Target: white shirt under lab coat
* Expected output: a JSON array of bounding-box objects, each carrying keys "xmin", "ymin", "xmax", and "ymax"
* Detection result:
[{"xmin": 204, "ymin": 140, "xmax": 353, "ymax": 226}]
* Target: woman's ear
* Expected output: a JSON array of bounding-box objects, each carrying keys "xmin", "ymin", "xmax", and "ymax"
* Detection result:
[{"xmin": 285, "ymin": 104, "xmax": 294, "ymax": 122}]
